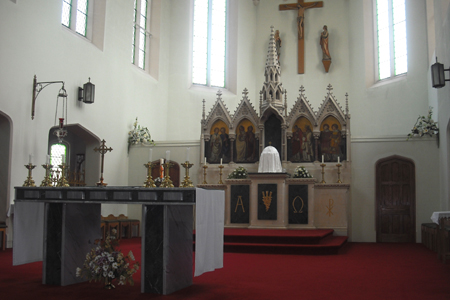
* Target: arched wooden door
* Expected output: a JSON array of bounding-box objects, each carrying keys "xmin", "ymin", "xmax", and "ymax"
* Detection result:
[{"xmin": 376, "ymin": 155, "xmax": 415, "ymax": 243}]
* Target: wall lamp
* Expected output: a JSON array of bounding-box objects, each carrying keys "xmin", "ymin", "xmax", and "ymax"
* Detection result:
[
  {"xmin": 32, "ymin": 75, "xmax": 66, "ymax": 120},
  {"xmin": 431, "ymin": 57, "xmax": 450, "ymax": 88},
  {"xmin": 78, "ymin": 78, "xmax": 95, "ymax": 104}
]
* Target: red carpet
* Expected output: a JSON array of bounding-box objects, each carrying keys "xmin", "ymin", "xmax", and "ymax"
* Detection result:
[{"xmin": 2, "ymin": 239, "xmax": 450, "ymax": 299}]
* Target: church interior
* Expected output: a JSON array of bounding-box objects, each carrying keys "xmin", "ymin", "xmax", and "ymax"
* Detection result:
[{"xmin": 1, "ymin": 0, "xmax": 450, "ymax": 265}]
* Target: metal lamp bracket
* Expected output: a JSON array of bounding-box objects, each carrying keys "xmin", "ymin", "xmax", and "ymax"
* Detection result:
[{"xmin": 32, "ymin": 75, "xmax": 65, "ymax": 120}]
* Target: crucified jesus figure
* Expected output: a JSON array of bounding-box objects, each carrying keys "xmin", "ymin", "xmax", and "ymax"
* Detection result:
[{"xmin": 296, "ymin": 2, "xmax": 321, "ymax": 39}]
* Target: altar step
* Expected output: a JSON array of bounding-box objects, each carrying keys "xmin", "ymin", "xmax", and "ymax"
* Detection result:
[{"xmin": 194, "ymin": 228, "xmax": 348, "ymax": 255}]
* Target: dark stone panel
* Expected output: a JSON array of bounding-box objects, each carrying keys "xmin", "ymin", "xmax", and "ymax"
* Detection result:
[
  {"xmin": 67, "ymin": 191, "xmax": 85, "ymax": 200},
  {"xmin": 288, "ymin": 185, "xmax": 308, "ymax": 224},
  {"xmin": 113, "ymin": 191, "xmax": 131, "ymax": 200},
  {"xmin": 138, "ymin": 192, "xmax": 158, "ymax": 201},
  {"xmin": 143, "ymin": 205, "xmax": 164, "ymax": 294},
  {"xmin": 44, "ymin": 203, "xmax": 63, "ymax": 285},
  {"xmin": 258, "ymin": 184, "xmax": 277, "ymax": 220},
  {"xmin": 230, "ymin": 185, "xmax": 249, "ymax": 223}
]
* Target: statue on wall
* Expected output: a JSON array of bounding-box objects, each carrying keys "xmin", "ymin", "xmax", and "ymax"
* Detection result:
[
  {"xmin": 320, "ymin": 25, "xmax": 332, "ymax": 72},
  {"xmin": 275, "ymin": 30, "xmax": 282, "ymax": 61},
  {"xmin": 320, "ymin": 25, "xmax": 331, "ymax": 60}
]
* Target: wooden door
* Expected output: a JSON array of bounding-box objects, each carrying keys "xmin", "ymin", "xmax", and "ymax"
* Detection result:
[{"xmin": 376, "ymin": 155, "xmax": 415, "ymax": 243}]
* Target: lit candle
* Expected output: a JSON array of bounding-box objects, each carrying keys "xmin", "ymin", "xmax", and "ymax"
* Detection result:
[
  {"xmin": 149, "ymin": 148, "xmax": 153, "ymax": 162},
  {"xmin": 220, "ymin": 158, "xmax": 223, "ymax": 165},
  {"xmin": 322, "ymin": 155, "xmax": 324, "ymax": 164},
  {"xmin": 166, "ymin": 150, "xmax": 170, "ymax": 161},
  {"xmin": 338, "ymin": 156, "xmax": 340, "ymax": 164},
  {"xmin": 186, "ymin": 147, "xmax": 190, "ymax": 162},
  {"xmin": 160, "ymin": 158, "xmax": 164, "ymax": 178},
  {"xmin": 29, "ymin": 154, "xmax": 32, "ymax": 164}
]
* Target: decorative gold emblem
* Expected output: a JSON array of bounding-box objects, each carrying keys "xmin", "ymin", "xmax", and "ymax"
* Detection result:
[
  {"xmin": 326, "ymin": 199, "xmax": 334, "ymax": 217},
  {"xmin": 292, "ymin": 196, "xmax": 304, "ymax": 213},
  {"xmin": 235, "ymin": 196, "xmax": 245, "ymax": 213},
  {"xmin": 262, "ymin": 191, "xmax": 273, "ymax": 212}
]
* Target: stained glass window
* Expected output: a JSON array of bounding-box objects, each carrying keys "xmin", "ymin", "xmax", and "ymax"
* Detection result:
[
  {"xmin": 50, "ymin": 144, "xmax": 67, "ymax": 172},
  {"xmin": 192, "ymin": 0, "xmax": 227, "ymax": 88},
  {"xmin": 61, "ymin": 0, "xmax": 89, "ymax": 37},
  {"xmin": 376, "ymin": 0, "xmax": 407, "ymax": 80},
  {"xmin": 132, "ymin": 0, "xmax": 149, "ymax": 70}
]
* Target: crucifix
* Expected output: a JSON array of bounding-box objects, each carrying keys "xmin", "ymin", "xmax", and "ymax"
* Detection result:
[
  {"xmin": 279, "ymin": 0, "xmax": 323, "ymax": 74},
  {"xmin": 94, "ymin": 139, "xmax": 113, "ymax": 186}
]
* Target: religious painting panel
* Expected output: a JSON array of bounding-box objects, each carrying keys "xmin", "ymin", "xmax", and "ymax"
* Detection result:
[
  {"xmin": 288, "ymin": 185, "xmax": 308, "ymax": 224},
  {"xmin": 257, "ymin": 184, "xmax": 277, "ymax": 220},
  {"xmin": 230, "ymin": 185, "xmax": 250, "ymax": 224},
  {"xmin": 205, "ymin": 120, "xmax": 231, "ymax": 164},
  {"xmin": 318, "ymin": 116, "xmax": 346, "ymax": 162},
  {"xmin": 289, "ymin": 117, "xmax": 314, "ymax": 163},
  {"xmin": 233, "ymin": 119, "xmax": 258, "ymax": 163}
]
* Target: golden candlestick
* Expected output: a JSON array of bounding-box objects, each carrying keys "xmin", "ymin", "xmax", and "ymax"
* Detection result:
[
  {"xmin": 161, "ymin": 162, "xmax": 174, "ymax": 188},
  {"xmin": 23, "ymin": 163, "xmax": 36, "ymax": 187},
  {"xmin": 40, "ymin": 164, "xmax": 53, "ymax": 187},
  {"xmin": 218, "ymin": 165, "xmax": 224, "ymax": 184},
  {"xmin": 181, "ymin": 161, "xmax": 194, "ymax": 187},
  {"xmin": 56, "ymin": 163, "xmax": 70, "ymax": 187},
  {"xmin": 202, "ymin": 165, "xmax": 208, "ymax": 184},
  {"xmin": 143, "ymin": 162, "xmax": 156, "ymax": 188},
  {"xmin": 336, "ymin": 163, "xmax": 342, "ymax": 183},
  {"xmin": 320, "ymin": 163, "xmax": 326, "ymax": 184}
]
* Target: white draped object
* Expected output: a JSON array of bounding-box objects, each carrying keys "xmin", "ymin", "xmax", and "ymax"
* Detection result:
[
  {"xmin": 194, "ymin": 188, "xmax": 225, "ymax": 277},
  {"xmin": 258, "ymin": 146, "xmax": 282, "ymax": 173}
]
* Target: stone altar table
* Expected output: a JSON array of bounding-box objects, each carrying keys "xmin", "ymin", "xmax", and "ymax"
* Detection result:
[{"xmin": 13, "ymin": 187, "xmax": 199, "ymax": 295}]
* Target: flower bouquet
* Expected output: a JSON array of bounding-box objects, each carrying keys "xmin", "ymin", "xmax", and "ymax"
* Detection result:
[
  {"xmin": 293, "ymin": 166, "xmax": 312, "ymax": 178},
  {"xmin": 227, "ymin": 166, "xmax": 248, "ymax": 179},
  {"xmin": 407, "ymin": 107, "xmax": 439, "ymax": 140},
  {"xmin": 76, "ymin": 230, "xmax": 139, "ymax": 288},
  {"xmin": 128, "ymin": 117, "xmax": 155, "ymax": 152}
]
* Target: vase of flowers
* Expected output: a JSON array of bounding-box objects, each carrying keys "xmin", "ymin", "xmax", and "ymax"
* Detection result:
[
  {"xmin": 407, "ymin": 107, "xmax": 439, "ymax": 140},
  {"xmin": 76, "ymin": 230, "xmax": 139, "ymax": 288},
  {"xmin": 227, "ymin": 166, "xmax": 248, "ymax": 179},
  {"xmin": 128, "ymin": 117, "xmax": 155, "ymax": 153},
  {"xmin": 293, "ymin": 166, "xmax": 312, "ymax": 178}
]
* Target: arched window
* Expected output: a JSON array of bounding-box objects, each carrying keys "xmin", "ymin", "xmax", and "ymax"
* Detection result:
[{"xmin": 50, "ymin": 143, "xmax": 68, "ymax": 171}]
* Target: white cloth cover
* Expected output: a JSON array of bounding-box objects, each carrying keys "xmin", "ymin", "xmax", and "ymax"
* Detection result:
[
  {"xmin": 194, "ymin": 188, "xmax": 224, "ymax": 277},
  {"xmin": 431, "ymin": 211, "xmax": 450, "ymax": 224},
  {"xmin": 13, "ymin": 201, "xmax": 44, "ymax": 265},
  {"xmin": 258, "ymin": 146, "xmax": 282, "ymax": 173}
]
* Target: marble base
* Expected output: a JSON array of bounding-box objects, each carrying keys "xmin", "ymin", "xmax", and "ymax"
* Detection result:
[
  {"xmin": 142, "ymin": 205, "xmax": 193, "ymax": 295},
  {"xmin": 43, "ymin": 203, "xmax": 101, "ymax": 286}
]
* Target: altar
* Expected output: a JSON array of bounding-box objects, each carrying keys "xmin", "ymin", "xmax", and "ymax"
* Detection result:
[
  {"xmin": 13, "ymin": 187, "xmax": 224, "ymax": 295},
  {"xmin": 197, "ymin": 27, "xmax": 352, "ymax": 236}
]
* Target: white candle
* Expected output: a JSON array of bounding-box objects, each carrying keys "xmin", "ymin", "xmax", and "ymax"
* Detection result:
[
  {"xmin": 160, "ymin": 158, "xmax": 164, "ymax": 165},
  {"xmin": 46, "ymin": 155, "xmax": 50, "ymax": 164},
  {"xmin": 186, "ymin": 147, "xmax": 190, "ymax": 162},
  {"xmin": 149, "ymin": 148, "xmax": 153, "ymax": 162},
  {"xmin": 166, "ymin": 150, "xmax": 170, "ymax": 161},
  {"xmin": 338, "ymin": 156, "xmax": 340, "ymax": 163},
  {"xmin": 61, "ymin": 154, "xmax": 65, "ymax": 164},
  {"xmin": 220, "ymin": 158, "xmax": 223, "ymax": 165},
  {"xmin": 322, "ymin": 155, "xmax": 324, "ymax": 164},
  {"xmin": 29, "ymin": 154, "xmax": 32, "ymax": 164},
  {"xmin": 204, "ymin": 157, "xmax": 207, "ymax": 164}
]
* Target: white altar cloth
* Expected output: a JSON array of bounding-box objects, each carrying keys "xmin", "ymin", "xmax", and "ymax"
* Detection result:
[
  {"xmin": 194, "ymin": 188, "xmax": 225, "ymax": 276},
  {"xmin": 258, "ymin": 146, "xmax": 282, "ymax": 173},
  {"xmin": 431, "ymin": 211, "xmax": 450, "ymax": 224}
]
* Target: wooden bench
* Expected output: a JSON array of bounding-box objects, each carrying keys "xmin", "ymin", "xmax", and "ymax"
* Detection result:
[
  {"xmin": 0, "ymin": 223, "xmax": 6, "ymax": 250},
  {"xmin": 101, "ymin": 214, "xmax": 140, "ymax": 239},
  {"xmin": 421, "ymin": 223, "xmax": 438, "ymax": 252}
]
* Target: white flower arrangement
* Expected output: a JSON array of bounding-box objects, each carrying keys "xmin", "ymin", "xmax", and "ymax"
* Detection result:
[
  {"xmin": 76, "ymin": 231, "xmax": 139, "ymax": 287},
  {"xmin": 227, "ymin": 166, "xmax": 248, "ymax": 179},
  {"xmin": 293, "ymin": 166, "xmax": 312, "ymax": 178},
  {"xmin": 128, "ymin": 117, "xmax": 155, "ymax": 152},
  {"xmin": 407, "ymin": 107, "xmax": 439, "ymax": 140}
]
